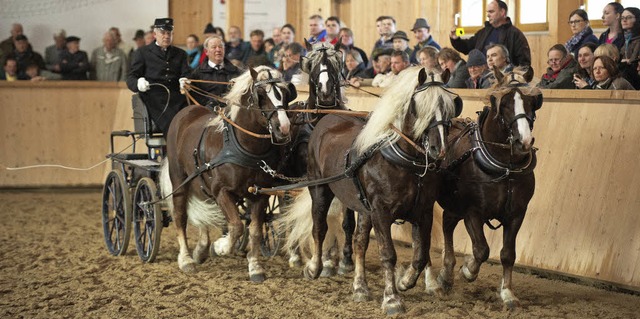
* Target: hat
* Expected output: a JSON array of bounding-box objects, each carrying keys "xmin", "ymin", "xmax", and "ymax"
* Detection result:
[
  {"xmin": 15, "ymin": 34, "xmax": 28, "ymax": 41},
  {"xmin": 203, "ymin": 23, "xmax": 215, "ymax": 34},
  {"xmin": 411, "ymin": 18, "xmax": 431, "ymax": 31},
  {"xmin": 391, "ymin": 31, "xmax": 409, "ymax": 42},
  {"xmin": 65, "ymin": 36, "xmax": 80, "ymax": 43},
  {"xmin": 154, "ymin": 18, "xmax": 174, "ymax": 31},
  {"xmin": 467, "ymin": 49, "xmax": 487, "ymax": 67},
  {"xmin": 133, "ymin": 29, "xmax": 145, "ymax": 40},
  {"xmin": 371, "ymin": 48, "xmax": 394, "ymax": 61}
]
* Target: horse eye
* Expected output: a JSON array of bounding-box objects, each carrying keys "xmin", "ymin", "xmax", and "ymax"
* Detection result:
[{"xmin": 274, "ymin": 87, "xmax": 282, "ymax": 100}]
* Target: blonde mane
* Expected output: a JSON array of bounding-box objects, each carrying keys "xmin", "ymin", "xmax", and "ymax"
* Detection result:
[
  {"xmin": 207, "ymin": 66, "xmax": 283, "ymax": 130},
  {"xmin": 353, "ymin": 66, "xmax": 457, "ymax": 155},
  {"xmin": 485, "ymin": 66, "xmax": 542, "ymax": 111}
]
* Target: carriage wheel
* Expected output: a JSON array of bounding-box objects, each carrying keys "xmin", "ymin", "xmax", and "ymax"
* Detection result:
[
  {"xmin": 102, "ymin": 170, "xmax": 132, "ymax": 256},
  {"xmin": 133, "ymin": 177, "xmax": 162, "ymax": 263},
  {"xmin": 260, "ymin": 196, "xmax": 284, "ymax": 257}
]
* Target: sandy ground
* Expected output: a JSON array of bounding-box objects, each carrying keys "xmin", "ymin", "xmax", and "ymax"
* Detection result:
[{"xmin": 0, "ymin": 190, "xmax": 638, "ymax": 319}]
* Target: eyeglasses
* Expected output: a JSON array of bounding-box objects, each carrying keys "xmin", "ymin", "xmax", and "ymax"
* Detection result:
[
  {"xmin": 568, "ymin": 19, "xmax": 585, "ymax": 25},
  {"xmin": 621, "ymin": 15, "xmax": 636, "ymax": 21},
  {"xmin": 547, "ymin": 58, "xmax": 562, "ymax": 64}
]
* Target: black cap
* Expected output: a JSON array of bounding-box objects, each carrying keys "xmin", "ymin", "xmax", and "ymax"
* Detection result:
[
  {"xmin": 15, "ymin": 34, "xmax": 28, "ymax": 41},
  {"xmin": 154, "ymin": 18, "xmax": 174, "ymax": 31},
  {"xmin": 65, "ymin": 36, "xmax": 80, "ymax": 43},
  {"xmin": 203, "ymin": 23, "xmax": 215, "ymax": 34},
  {"xmin": 133, "ymin": 29, "xmax": 145, "ymax": 40},
  {"xmin": 466, "ymin": 49, "xmax": 487, "ymax": 67},
  {"xmin": 371, "ymin": 48, "xmax": 394, "ymax": 61},
  {"xmin": 391, "ymin": 31, "xmax": 409, "ymax": 42}
]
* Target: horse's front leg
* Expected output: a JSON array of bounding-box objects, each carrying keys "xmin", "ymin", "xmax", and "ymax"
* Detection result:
[
  {"xmin": 397, "ymin": 215, "xmax": 430, "ymax": 293},
  {"xmin": 192, "ymin": 226, "xmax": 210, "ymax": 264},
  {"xmin": 500, "ymin": 215, "xmax": 525, "ymax": 310},
  {"xmin": 437, "ymin": 211, "xmax": 461, "ymax": 293},
  {"xmin": 460, "ymin": 213, "xmax": 489, "ymax": 282},
  {"xmin": 303, "ymin": 185, "xmax": 333, "ymax": 280},
  {"xmin": 373, "ymin": 215, "xmax": 405, "ymax": 315},
  {"xmin": 246, "ymin": 196, "xmax": 269, "ymax": 282},
  {"xmin": 211, "ymin": 191, "xmax": 244, "ymax": 257},
  {"xmin": 339, "ymin": 208, "xmax": 356, "ymax": 274},
  {"xmin": 352, "ymin": 211, "xmax": 372, "ymax": 302}
]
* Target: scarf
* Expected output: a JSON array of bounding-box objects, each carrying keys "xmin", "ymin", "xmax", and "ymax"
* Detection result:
[
  {"xmin": 565, "ymin": 27, "xmax": 592, "ymax": 53},
  {"xmin": 542, "ymin": 58, "xmax": 572, "ymax": 80}
]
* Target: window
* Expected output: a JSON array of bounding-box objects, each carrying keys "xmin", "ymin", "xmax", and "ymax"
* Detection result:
[
  {"xmin": 457, "ymin": 0, "xmax": 548, "ymax": 34},
  {"xmin": 587, "ymin": 0, "xmax": 640, "ymax": 29}
]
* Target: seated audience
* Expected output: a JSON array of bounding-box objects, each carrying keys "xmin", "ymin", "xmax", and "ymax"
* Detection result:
[
  {"xmin": 308, "ymin": 14, "xmax": 327, "ymax": 44},
  {"xmin": 592, "ymin": 55, "xmax": 634, "ymax": 89},
  {"xmin": 372, "ymin": 50, "xmax": 410, "ymax": 87},
  {"xmin": 339, "ymin": 27, "xmax": 369, "ymax": 67},
  {"xmin": 264, "ymin": 38, "xmax": 275, "ymax": 62},
  {"xmin": 566, "ymin": 9, "xmax": 598, "ymax": 57},
  {"xmin": 0, "ymin": 57, "xmax": 20, "ymax": 81},
  {"xmin": 44, "ymin": 29, "xmax": 66, "ymax": 73},
  {"xmin": 188, "ymin": 35, "xmax": 241, "ymax": 106},
  {"xmin": 144, "ymin": 30, "xmax": 155, "ymax": 45},
  {"xmin": 12, "ymin": 35, "xmax": 45, "ymax": 78},
  {"xmin": 325, "ymin": 16, "xmax": 341, "ymax": 45},
  {"xmin": 344, "ymin": 49, "xmax": 367, "ymax": 82},
  {"xmin": 131, "ymin": 29, "xmax": 146, "ymax": 61},
  {"xmin": 573, "ymin": 42, "xmax": 598, "ymax": 89},
  {"xmin": 486, "ymin": 43, "xmax": 513, "ymax": 73},
  {"xmin": 273, "ymin": 24, "xmax": 297, "ymax": 69},
  {"xmin": 0, "ymin": 23, "xmax": 26, "ymax": 64},
  {"xmin": 371, "ymin": 16, "xmax": 396, "ymax": 56},
  {"xmin": 537, "ymin": 44, "xmax": 578, "ymax": 89},
  {"xmin": 185, "ymin": 34, "xmax": 202, "ymax": 69},
  {"xmin": 352, "ymin": 48, "xmax": 392, "ymax": 86},
  {"xmin": 437, "ymin": 47, "xmax": 468, "ymax": 88},
  {"xmin": 410, "ymin": 18, "xmax": 441, "ymax": 64},
  {"xmin": 225, "ymin": 26, "xmax": 247, "ymax": 66},
  {"xmin": 594, "ymin": 43, "xmax": 621, "ymax": 62},
  {"xmin": 242, "ymin": 29, "xmax": 271, "ymax": 68},
  {"xmin": 282, "ymin": 42, "xmax": 307, "ymax": 84},
  {"xmin": 598, "ymin": 2, "xmax": 625, "ymax": 50},
  {"xmin": 619, "ymin": 7, "xmax": 640, "ymax": 89},
  {"xmin": 465, "ymin": 49, "xmax": 491, "ymax": 89},
  {"xmin": 109, "ymin": 27, "xmax": 133, "ymax": 58},
  {"xmin": 417, "ymin": 46, "xmax": 442, "ymax": 74},
  {"xmin": 391, "ymin": 31, "xmax": 412, "ymax": 62},
  {"xmin": 59, "ymin": 36, "xmax": 89, "ymax": 80},
  {"xmin": 90, "ymin": 31, "xmax": 128, "ymax": 81}
]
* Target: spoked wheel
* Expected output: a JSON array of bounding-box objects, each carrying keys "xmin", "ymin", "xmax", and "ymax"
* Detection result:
[
  {"xmin": 133, "ymin": 177, "xmax": 162, "ymax": 263},
  {"xmin": 102, "ymin": 170, "xmax": 132, "ymax": 256},
  {"xmin": 261, "ymin": 196, "xmax": 284, "ymax": 257}
]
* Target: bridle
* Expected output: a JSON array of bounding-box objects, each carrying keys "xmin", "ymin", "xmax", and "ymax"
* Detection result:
[{"xmin": 307, "ymin": 47, "xmax": 343, "ymax": 108}]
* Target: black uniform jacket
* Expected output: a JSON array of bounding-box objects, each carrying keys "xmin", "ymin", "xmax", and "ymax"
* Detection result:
[
  {"xmin": 189, "ymin": 58, "xmax": 241, "ymax": 106},
  {"xmin": 126, "ymin": 43, "xmax": 190, "ymax": 134}
]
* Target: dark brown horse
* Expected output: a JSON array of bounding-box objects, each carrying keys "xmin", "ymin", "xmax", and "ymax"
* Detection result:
[
  {"xmin": 285, "ymin": 67, "xmax": 462, "ymax": 314},
  {"xmin": 436, "ymin": 66, "xmax": 542, "ymax": 309},
  {"xmin": 160, "ymin": 66, "xmax": 297, "ymax": 282}
]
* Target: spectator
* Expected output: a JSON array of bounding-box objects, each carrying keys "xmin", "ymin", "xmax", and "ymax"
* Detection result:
[
  {"xmin": 242, "ymin": 29, "xmax": 271, "ymax": 68},
  {"xmin": 90, "ymin": 31, "xmax": 128, "ymax": 81},
  {"xmin": 410, "ymin": 18, "xmax": 441, "ymax": 64},
  {"xmin": 417, "ymin": 46, "xmax": 442, "ymax": 74},
  {"xmin": 486, "ymin": 43, "xmax": 513, "ymax": 73},
  {"xmin": 437, "ymin": 47, "xmax": 469, "ymax": 88},
  {"xmin": 59, "ymin": 36, "xmax": 89, "ymax": 80},
  {"xmin": 598, "ymin": 2, "xmax": 625, "ymax": 50},
  {"xmin": 109, "ymin": 27, "xmax": 133, "ymax": 58},
  {"xmin": 594, "ymin": 43, "xmax": 621, "ymax": 62},
  {"xmin": 133, "ymin": 30, "xmax": 145, "ymax": 50},
  {"xmin": 282, "ymin": 42, "xmax": 307, "ymax": 85},
  {"xmin": 188, "ymin": 35, "xmax": 241, "ymax": 106},
  {"xmin": 573, "ymin": 42, "xmax": 598, "ymax": 89},
  {"xmin": 465, "ymin": 49, "xmax": 491, "ymax": 89},
  {"xmin": 308, "ymin": 15, "xmax": 327, "ymax": 43},
  {"xmin": 272, "ymin": 27, "xmax": 282, "ymax": 47},
  {"xmin": 619, "ymin": 7, "xmax": 640, "ymax": 89},
  {"xmin": 592, "ymin": 55, "xmax": 634, "ymax": 89},
  {"xmin": 352, "ymin": 48, "xmax": 392, "ymax": 86},
  {"xmin": 325, "ymin": 16, "xmax": 341, "ymax": 45},
  {"xmin": 273, "ymin": 24, "xmax": 296, "ymax": 69},
  {"xmin": 565, "ymin": 9, "xmax": 598, "ymax": 57},
  {"xmin": 12, "ymin": 34, "xmax": 45, "ymax": 77},
  {"xmin": 339, "ymin": 27, "xmax": 369, "ymax": 67},
  {"xmin": 126, "ymin": 18, "xmax": 190, "ymax": 136},
  {"xmin": 214, "ymin": 27, "xmax": 226, "ymax": 43},
  {"xmin": 344, "ymin": 49, "xmax": 367, "ymax": 82},
  {"xmin": 0, "ymin": 57, "xmax": 20, "ymax": 81},
  {"xmin": 226, "ymin": 26, "xmax": 247, "ymax": 66},
  {"xmin": 391, "ymin": 31, "xmax": 412, "ymax": 63},
  {"xmin": 185, "ymin": 34, "xmax": 202, "ymax": 69},
  {"xmin": 264, "ymin": 38, "xmax": 275, "ymax": 57},
  {"xmin": 197, "ymin": 23, "xmax": 217, "ymax": 66},
  {"xmin": 44, "ymin": 29, "xmax": 66, "ymax": 73},
  {"xmin": 372, "ymin": 16, "xmax": 396, "ymax": 55},
  {"xmin": 0, "ymin": 23, "xmax": 26, "ymax": 63},
  {"xmin": 372, "ymin": 50, "xmax": 409, "ymax": 87},
  {"xmin": 537, "ymin": 44, "xmax": 578, "ymax": 89},
  {"xmin": 449, "ymin": 0, "xmax": 531, "ymax": 67},
  {"xmin": 144, "ymin": 30, "xmax": 155, "ymax": 45},
  {"xmin": 24, "ymin": 63, "xmax": 47, "ymax": 81}
]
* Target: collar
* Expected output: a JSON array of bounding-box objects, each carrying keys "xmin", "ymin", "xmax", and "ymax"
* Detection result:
[
  {"xmin": 155, "ymin": 42, "xmax": 169, "ymax": 51},
  {"xmin": 208, "ymin": 60, "xmax": 223, "ymax": 69}
]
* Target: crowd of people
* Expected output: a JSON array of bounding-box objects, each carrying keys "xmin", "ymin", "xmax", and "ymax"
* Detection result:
[{"xmin": 3, "ymin": 0, "xmax": 640, "ymax": 94}]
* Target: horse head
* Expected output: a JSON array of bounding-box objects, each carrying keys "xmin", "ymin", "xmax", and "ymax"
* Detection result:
[
  {"xmin": 247, "ymin": 67, "xmax": 297, "ymax": 144},
  {"xmin": 487, "ymin": 66, "xmax": 543, "ymax": 154},
  {"xmin": 302, "ymin": 39, "xmax": 344, "ymax": 108}
]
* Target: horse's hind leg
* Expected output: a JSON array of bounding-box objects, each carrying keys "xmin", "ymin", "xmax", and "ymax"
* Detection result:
[
  {"xmin": 460, "ymin": 213, "xmax": 489, "ymax": 282},
  {"xmin": 372, "ymin": 215, "xmax": 405, "ymax": 315},
  {"xmin": 437, "ymin": 211, "xmax": 461, "ymax": 293},
  {"xmin": 352, "ymin": 211, "xmax": 372, "ymax": 302},
  {"xmin": 397, "ymin": 216, "xmax": 431, "ymax": 293},
  {"xmin": 500, "ymin": 215, "xmax": 525, "ymax": 310},
  {"xmin": 172, "ymin": 192, "xmax": 196, "ymax": 273},
  {"xmin": 212, "ymin": 192, "xmax": 244, "ymax": 256},
  {"xmin": 246, "ymin": 196, "xmax": 269, "ymax": 282},
  {"xmin": 339, "ymin": 208, "xmax": 355, "ymax": 274},
  {"xmin": 303, "ymin": 185, "xmax": 333, "ymax": 280},
  {"xmin": 192, "ymin": 226, "xmax": 210, "ymax": 264}
]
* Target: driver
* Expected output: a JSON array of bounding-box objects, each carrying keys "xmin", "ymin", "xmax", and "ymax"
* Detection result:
[{"xmin": 126, "ymin": 18, "xmax": 190, "ymax": 136}]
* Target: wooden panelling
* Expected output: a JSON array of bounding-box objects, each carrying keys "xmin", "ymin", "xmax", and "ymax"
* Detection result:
[{"xmin": 169, "ymin": 0, "xmax": 213, "ymax": 46}]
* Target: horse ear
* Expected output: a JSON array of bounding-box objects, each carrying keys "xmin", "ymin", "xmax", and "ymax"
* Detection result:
[
  {"xmin": 250, "ymin": 68, "xmax": 259, "ymax": 81},
  {"xmin": 441, "ymin": 68, "xmax": 451, "ymax": 84},
  {"xmin": 304, "ymin": 38, "xmax": 313, "ymax": 51},
  {"xmin": 523, "ymin": 66, "xmax": 534, "ymax": 83},
  {"xmin": 418, "ymin": 67, "xmax": 427, "ymax": 86},
  {"xmin": 300, "ymin": 56, "xmax": 309, "ymax": 73},
  {"xmin": 493, "ymin": 65, "xmax": 504, "ymax": 83},
  {"xmin": 334, "ymin": 37, "xmax": 343, "ymax": 52}
]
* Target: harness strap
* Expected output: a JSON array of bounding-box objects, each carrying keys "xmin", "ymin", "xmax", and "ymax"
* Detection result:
[{"xmin": 217, "ymin": 109, "xmax": 272, "ymax": 139}]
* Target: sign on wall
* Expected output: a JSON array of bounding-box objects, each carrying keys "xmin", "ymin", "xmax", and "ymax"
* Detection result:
[{"xmin": 243, "ymin": 0, "xmax": 286, "ymax": 39}]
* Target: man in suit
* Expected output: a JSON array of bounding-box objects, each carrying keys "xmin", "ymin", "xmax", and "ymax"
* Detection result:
[
  {"xmin": 188, "ymin": 35, "xmax": 241, "ymax": 106},
  {"xmin": 126, "ymin": 18, "xmax": 190, "ymax": 136}
]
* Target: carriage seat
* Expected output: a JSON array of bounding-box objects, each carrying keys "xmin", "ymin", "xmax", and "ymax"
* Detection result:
[{"xmin": 131, "ymin": 93, "xmax": 165, "ymax": 148}]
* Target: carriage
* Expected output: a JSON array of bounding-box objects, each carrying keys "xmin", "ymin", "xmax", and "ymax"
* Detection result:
[{"xmin": 100, "ymin": 93, "xmax": 283, "ymax": 263}]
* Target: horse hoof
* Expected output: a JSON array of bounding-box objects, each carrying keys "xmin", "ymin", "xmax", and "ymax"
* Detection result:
[
  {"xmin": 303, "ymin": 265, "xmax": 320, "ymax": 280},
  {"xmin": 383, "ymin": 302, "xmax": 405, "ymax": 315},
  {"xmin": 250, "ymin": 273, "xmax": 266, "ymax": 283},
  {"xmin": 459, "ymin": 265, "xmax": 477, "ymax": 282},
  {"xmin": 436, "ymin": 274, "xmax": 453, "ymax": 294},
  {"xmin": 180, "ymin": 262, "xmax": 197, "ymax": 274},
  {"xmin": 209, "ymin": 244, "xmax": 218, "ymax": 258},
  {"xmin": 338, "ymin": 262, "xmax": 354, "ymax": 275},
  {"xmin": 289, "ymin": 259, "xmax": 302, "ymax": 268},
  {"xmin": 352, "ymin": 290, "xmax": 371, "ymax": 302},
  {"xmin": 320, "ymin": 266, "xmax": 336, "ymax": 277},
  {"xmin": 504, "ymin": 299, "xmax": 520, "ymax": 311},
  {"xmin": 426, "ymin": 286, "xmax": 445, "ymax": 298}
]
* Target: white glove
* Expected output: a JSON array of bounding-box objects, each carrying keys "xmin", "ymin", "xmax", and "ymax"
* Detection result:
[
  {"xmin": 137, "ymin": 77, "xmax": 150, "ymax": 92},
  {"xmin": 179, "ymin": 77, "xmax": 189, "ymax": 90}
]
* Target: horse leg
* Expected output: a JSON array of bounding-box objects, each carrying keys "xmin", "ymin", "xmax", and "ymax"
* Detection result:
[
  {"xmin": 397, "ymin": 220, "xmax": 428, "ymax": 293},
  {"xmin": 172, "ymin": 192, "xmax": 196, "ymax": 273},
  {"xmin": 437, "ymin": 211, "xmax": 461, "ymax": 293},
  {"xmin": 303, "ymin": 185, "xmax": 333, "ymax": 280},
  {"xmin": 288, "ymin": 246, "xmax": 303, "ymax": 268},
  {"xmin": 212, "ymin": 192, "xmax": 244, "ymax": 256},
  {"xmin": 192, "ymin": 226, "xmax": 210, "ymax": 264},
  {"xmin": 338, "ymin": 208, "xmax": 356, "ymax": 274},
  {"xmin": 500, "ymin": 215, "xmax": 525, "ymax": 310},
  {"xmin": 320, "ymin": 235, "xmax": 338, "ymax": 277},
  {"xmin": 246, "ymin": 196, "xmax": 269, "ymax": 282},
  {"xmin": 460, "ymin": 214, "xmax": 489, "ymax": 282},
  {"xmin": 352, "ymin": 212, "xmax": 372, "ymax": 302},
  {"xmin": 372, "ymin": 216, "xmax": 405, "ymax": 315}
]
